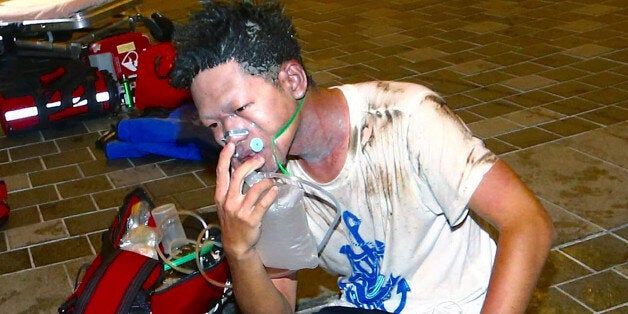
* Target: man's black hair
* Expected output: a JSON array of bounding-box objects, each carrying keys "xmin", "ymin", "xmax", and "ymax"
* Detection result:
[{"xmin": 171, "ymin": 0, "xmax": 311, "ymax": 89}]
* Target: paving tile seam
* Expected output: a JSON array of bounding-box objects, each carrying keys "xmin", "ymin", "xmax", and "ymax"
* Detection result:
[
  {"xmin": 554, "ymin": 267, "xmax": 628, "ymax": 297},
  {"xmin": 192, "ymin": 172, "xmax": 212, "ymax": 188},
  {"xmin": 522, "ymin": 80, "xmax": 601, "ymax": 99},
  {"xmin": 536, "ymin": 115, "xmax": 608, "ymax": 130},
  {"xmin": 27, "ymin": 245, "xmax": 35, "ymax": 269},
  {"xmin": 598, "ymin": 303, "xmax": 628, "ymax": 314},
  {"xmin": 547, "ymin": 251, "xmax": 593, "ymax": 276},
  {"xmin": 490, "ymin": 118, "xmax": 621, "ymax": 149},
  {"xmin": 0, "ymin": 254, "xmax": 94, "ymax": 279},
  {"xmin": 7, "ymin": 182, "xmax": 217, "ymax": 213},
  {"xmin": 491, "ymin": 138, "xmax": 517, "ymax": 152},
  {"xmin": 537, "ymin": 195, "xmax": 610, "ymax": 235},
  {"xmin": 556, "ymin": 248, "xmax": 627, "ymax": 278},
  {"xmin": 1, "ymin": 231, "xmax": 8, "ymax": 251},
  {"xmin": 1, "ymin": 132, "xmax": 99, "ymax": 150},
  {"xmin": 61, "ymin": 264, "xmax": 76, "ymax": 291},
  {"xmin": 2, "ymin": 232, "xmax": 97, "ymax": 253},
  {"xmin": 572, "ymin": 104, "xmax": 627, "ymax": 119},
  {"xmin": 450, "ymin": 84, "xmax": 616, "ymax": 111},
  {"xmin": 550, "ymin": 269, "xmax": 628, "ymax": 313},
  {"xmin": 552, "ymin": 225, "xmax": 628, "ymax": 251},
  {"xmin": 610, "ymin": 225, "xmax": 628, "ymax": 238},
  {"xmin": 53, "ymin": 183, "xmax": 63, "ymax": 202},
  {"xmin": 554, "ymin": 285, "xmax": 597, "ymax": 313},
  {"xmin": 497, "ymin": 115, "xmax": 559, "ymax": 131},
  {"xmin": 487, "ymin": 128, "xmax": 566, "ymax": 150},
  {"xmin": 85, "ymin": 145, "xmax": 99, "ymax": 161},
  {"xmin": 564, "ymin": 146, "xmax": 628, "ymax": 170},
  {"xmin": 0, "ymin": 156, "xmax": 45, "ymax": 173},
  {"xmin": 36, "ymin": 204, "xmax": 44, "ymax": 222},
  {"xmin": 60, "ymin": 219, "xmax": 71, "ymax": 247},
  {"xmin": 6, "ymin": 178, "xmax": 173, "ymax": 209},
  {"xmin": 613, "ymin": 266, "xmax": 628, "ymax": 280}
]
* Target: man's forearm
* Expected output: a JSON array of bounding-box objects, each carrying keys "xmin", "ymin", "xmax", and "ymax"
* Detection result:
[
  {"xmin": 227, "ymin": 250, "xmax": 295, "ymax": 314},
  {"xmin": 468, "ymin": 160, "xmax": 556, "ymax": 313},
  {"xmin": 481, "ymin": 216, "xmax": 554, "ymax": 313}
]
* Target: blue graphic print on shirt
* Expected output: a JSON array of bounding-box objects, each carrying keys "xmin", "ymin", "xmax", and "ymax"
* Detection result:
[{"xmin": 338, "ymin": 211, "xmax": 410, "ymax": 313}]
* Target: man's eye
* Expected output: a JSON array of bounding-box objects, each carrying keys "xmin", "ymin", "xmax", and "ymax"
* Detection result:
[
  {"xmin": 235, "ymin": 105, "xmax": 247, "ymax": 113},
  {"xmin": 208, "ymin": 122, "xmax": 218, "ymax": 128}
]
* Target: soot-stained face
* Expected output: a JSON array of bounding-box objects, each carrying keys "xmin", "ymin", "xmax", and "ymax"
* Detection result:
[{"xmin": 191, "ymin": 60, "xmax": 298, "ymax": 172}]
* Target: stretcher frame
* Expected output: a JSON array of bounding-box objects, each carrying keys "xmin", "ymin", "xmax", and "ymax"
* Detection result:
[
  {"xmin": 1, "ymin": 0, "xmax": 140, "ymax": 33},
  {"xmin": 0, "ymin": 0, "xmax": 159, "ymax": 59}
]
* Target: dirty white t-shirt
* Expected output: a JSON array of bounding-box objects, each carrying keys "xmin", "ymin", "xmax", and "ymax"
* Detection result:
[{"xmin": 287, "ymin": 81, "xmax": 497, "ymax": 313}]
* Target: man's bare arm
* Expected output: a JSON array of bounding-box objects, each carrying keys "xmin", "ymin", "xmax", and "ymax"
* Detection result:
[
  {"xmin": 226, "ymin": 251, "xmax": 297, "ymax": 313},
  {"xmin": 469, "ymin": 159, "xmax": 555, "ymax": 313}
]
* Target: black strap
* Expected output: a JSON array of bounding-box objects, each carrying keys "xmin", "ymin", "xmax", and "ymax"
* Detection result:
[
  {"xmin": 73, "ymin": 250, "xmax": 122, "ymax": 313},
  {"xmin": 33, "ymin": 63, "xmax": 98, "ymax": 127},
  {"xmin": 117, "ymin": 257, "xmax": 160, "ymax": 314},
  {"xmin": 73, "ymin": 250, "xmax": 160, "ymax": 314}
]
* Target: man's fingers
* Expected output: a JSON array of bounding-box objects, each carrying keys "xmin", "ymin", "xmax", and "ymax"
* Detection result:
[
  {"xmin": 250, "ymin": 183, "xmax": 279, "ymax": 222},
  {"xmin": 215, "ymin": 143, "xmax": 235, "ymax": 206},
  {"xmin": 228, "ymin": 156, "xmax": 266, "ymax": 198},
  {"xmin": 240, "ymin": 177, "xmax": 275, "ymax": 207}
]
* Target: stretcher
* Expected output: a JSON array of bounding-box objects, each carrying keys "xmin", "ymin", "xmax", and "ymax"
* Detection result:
[
  {"xmin": 0, "ymin": 0, "xmax": 139, "ymax": 30},
  {"xmin": 0, "ymin": 0, "xmax": 172, "ymax": 59},
  {"xmin": 0, "ymin": 0, "xmax": 178, "ymax": 135}
]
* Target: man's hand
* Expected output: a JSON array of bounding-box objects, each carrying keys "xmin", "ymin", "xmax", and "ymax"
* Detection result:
[
  {"xmin": 213, "ymin": 143, "xmax": 297, "ymax": 313},
  {"xmin": 214, "ymin": 143, "xmax": 279, "ymax": 261}
]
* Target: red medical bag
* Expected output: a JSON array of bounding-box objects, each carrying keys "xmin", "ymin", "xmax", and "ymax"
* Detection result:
[
  {"xmin": 134, "ymin": 42, "xmax": 192, "ymax": 110},
  {"xmin": 0, "ymin": 59, "xmax": 119, "ymax": 135},
  {"xmin": 58, "ymin": 188, "xmax": 231, "ymax": 314},
  {"xmin": 88, "ymin": 32, "xmax": 152, "ymax": 80}
]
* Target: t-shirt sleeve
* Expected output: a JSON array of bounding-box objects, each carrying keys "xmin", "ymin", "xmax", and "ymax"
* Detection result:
[{"xmin": 408, "ymin": 95, "xmax": 497, "ymax": 226}]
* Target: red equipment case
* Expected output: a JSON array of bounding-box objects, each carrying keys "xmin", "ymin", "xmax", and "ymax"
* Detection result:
[
  {"xmin": 0, "ymin": 58, "xmax": 119, "ymax": 135},
  {"xmin": 88, "ymin": 32, "xmax": 151, "ymax": 80}
]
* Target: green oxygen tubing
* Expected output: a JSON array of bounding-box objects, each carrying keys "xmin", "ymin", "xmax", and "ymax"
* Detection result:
[{"xmin": 271, "ymin": 95, "xmax": 306, "ymax": 176}]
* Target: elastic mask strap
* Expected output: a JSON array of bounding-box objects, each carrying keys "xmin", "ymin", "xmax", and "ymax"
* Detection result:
[{"xmin": 272, "ymin": 95, "xmax": 306, "ymax": 176}]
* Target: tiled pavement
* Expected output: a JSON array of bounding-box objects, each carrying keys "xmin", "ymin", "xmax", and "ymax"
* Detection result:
[{"xmin": 0, "ymin": 0, "xmax": 626, "ymax": 313}]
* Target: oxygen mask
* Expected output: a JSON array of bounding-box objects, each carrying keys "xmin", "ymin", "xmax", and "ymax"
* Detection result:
[
  {"xmin": 223, "ymin": 95, "xmax": 306, "ymax": 174},
  {"xmin": 221, "ymin": 126, "xmax": 265, "ymax": 160}
]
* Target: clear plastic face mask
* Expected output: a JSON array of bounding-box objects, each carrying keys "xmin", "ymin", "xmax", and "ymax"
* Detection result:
[
  {"xmin": 221, "ymin": 129, "xmax": 249, "ymax": 143},
  {"xmin": 222, "ymin": 126, "xmax": 265, "ymax": 159},
  {"xmin": 221, "ymin": 96, "xmax": 305, "ymax": 172}
]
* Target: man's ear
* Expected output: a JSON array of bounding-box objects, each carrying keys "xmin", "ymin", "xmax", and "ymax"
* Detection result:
[{"xmin": 278, "ymin": 60, "xmax": 307, "ymax": 99}]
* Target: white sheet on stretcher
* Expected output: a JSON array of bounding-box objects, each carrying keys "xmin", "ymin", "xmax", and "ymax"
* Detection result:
[{"xmin": 0, "ymin": 0, "xmax": 108, "ymax": 23}]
